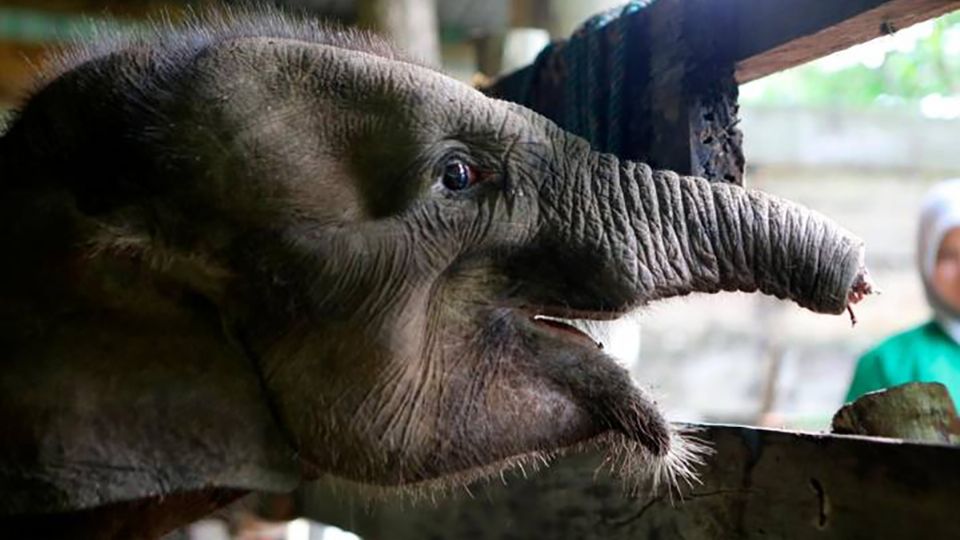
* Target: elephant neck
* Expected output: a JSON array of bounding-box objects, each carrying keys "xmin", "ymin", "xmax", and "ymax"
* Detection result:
[{"xmin": 0, "ymin": 304, "xmax": 300, "ymax": 517}]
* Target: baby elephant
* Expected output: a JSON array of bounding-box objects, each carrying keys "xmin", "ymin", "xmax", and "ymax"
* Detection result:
[{"xmin": 0, "ymin": 7, "xmax": 871, "ymax": 538}]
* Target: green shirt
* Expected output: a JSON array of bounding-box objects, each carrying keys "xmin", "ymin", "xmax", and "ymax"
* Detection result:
[{"xmin": 846, "ymin": 320, "xmax": 960, "ymax": 408}]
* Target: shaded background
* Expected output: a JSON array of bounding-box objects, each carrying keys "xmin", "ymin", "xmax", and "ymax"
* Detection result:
[{"xmin": 1, "ymin": 1, "xmax": 959, "ymax": 537}]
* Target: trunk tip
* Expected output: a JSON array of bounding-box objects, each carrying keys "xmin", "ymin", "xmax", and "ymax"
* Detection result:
[{"xmin": 847, "ymin": 264, "xmax": 876, "ymax": 306}]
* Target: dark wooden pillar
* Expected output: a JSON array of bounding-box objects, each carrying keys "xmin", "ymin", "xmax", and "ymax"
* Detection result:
[
  {"xmin": 645, "ymin": 0, "xmax": 744, "ymax": 184},
  {"xmin": 486, "ymin": 0, "xmax": 746, "ymax": 185}
]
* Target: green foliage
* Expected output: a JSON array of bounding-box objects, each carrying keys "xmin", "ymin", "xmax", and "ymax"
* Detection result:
[{"xmin": 741, "ymin": 12, "xmax": 960, "ymax": 108}]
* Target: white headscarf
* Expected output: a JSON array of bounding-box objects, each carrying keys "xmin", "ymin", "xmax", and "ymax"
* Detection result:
[{"xmin": 918, "ymin": 178, "xmax": 960, "ymax": 344}]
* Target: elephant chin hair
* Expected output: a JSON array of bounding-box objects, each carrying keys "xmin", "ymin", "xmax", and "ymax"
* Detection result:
[{"xmin": 310, "ymin": 426, "xmax": 711, "ymax": 503}]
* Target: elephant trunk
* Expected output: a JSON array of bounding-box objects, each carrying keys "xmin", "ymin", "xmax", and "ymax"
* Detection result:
[{"xmin": 542, "ymin": 152, "xmax": 867, "ymax": 315}]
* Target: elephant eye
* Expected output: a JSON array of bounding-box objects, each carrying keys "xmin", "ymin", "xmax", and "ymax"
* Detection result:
[{"xmin": 440, "ymin": 159, "xmax": 477, "ymax": 191}]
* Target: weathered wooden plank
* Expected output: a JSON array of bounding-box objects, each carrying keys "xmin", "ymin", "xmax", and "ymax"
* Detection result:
[
  {"xmin": 295, "ymin": 424, "xmax": 960, "ymax": 539},
  {"xmin": 607, "ymin": 0, "xmax": 960, "ymax": 83},
  {"xmin": 735, "ymin": 0, "xmax": 960, "ymax": 83}
]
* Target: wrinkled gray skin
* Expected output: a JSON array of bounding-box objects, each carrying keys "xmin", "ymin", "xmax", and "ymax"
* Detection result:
[{"xmin": 0, "ymin": 10, "xmax": 869, "ymax": 537}]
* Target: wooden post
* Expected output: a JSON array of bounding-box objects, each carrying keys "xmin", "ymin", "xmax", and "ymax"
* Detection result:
[
  {"xmin": 472, "ymin": 34, "xmax": 505, "ymax": 78},
  {"xmin": 644, "ymin": 0, "xmax": 745, "ymax": 183},
  {"xmin": 357, "ymin": 0, "xmax": 441, "ymax": 66},
  {"xmin": 510, "ymin": 0, "xmax": 551, "ymax": 29}
]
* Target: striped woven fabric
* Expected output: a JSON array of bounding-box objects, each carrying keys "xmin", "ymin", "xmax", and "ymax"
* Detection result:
[{"xmin": 489, "ymin": 1, "xmax": 654, "ymax": 157}]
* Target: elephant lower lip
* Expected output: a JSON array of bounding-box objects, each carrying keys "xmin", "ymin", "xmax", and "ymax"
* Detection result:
[{"xmin": 531, "ymin": 315, "xmax": 603, "ymax": 349}]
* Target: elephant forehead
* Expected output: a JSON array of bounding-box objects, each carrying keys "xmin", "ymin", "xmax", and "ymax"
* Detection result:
[{"xmin": 194, "ymin": 37, "xmax": 486, "ymax": 115}]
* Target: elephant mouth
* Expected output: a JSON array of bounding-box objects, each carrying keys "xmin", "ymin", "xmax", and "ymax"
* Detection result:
[
  {"xmin": 530, "ymin": 314, "xmax": 604, "ymax": 349},
  {"xmin": 520, "ymin": 303, "xmax": 630, "ymax": 353}
]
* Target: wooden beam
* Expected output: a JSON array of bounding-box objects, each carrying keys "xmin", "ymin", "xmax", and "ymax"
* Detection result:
[
  {"xmin": 734, "ymin": 0, "xmax": 960, "ymax": 83},
  {"xmin": 293, "ymin": 424, "xmax": 960, "ymax": 539}
]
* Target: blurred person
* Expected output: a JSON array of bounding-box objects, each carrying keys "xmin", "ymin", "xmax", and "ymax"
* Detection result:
[{"xmin": 846, "ymin": 179, "xmax": 960, "ymax": 407}]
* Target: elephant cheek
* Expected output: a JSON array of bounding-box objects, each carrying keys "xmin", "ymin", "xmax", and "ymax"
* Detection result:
[{"xmin": 426, "ymin": 370, "xmax": 602, "ymax": 476}]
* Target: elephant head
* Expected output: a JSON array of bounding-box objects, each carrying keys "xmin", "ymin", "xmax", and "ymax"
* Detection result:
[{"xmin": 0, "ymin": 7, "xmax": 871, "ymax": 533}]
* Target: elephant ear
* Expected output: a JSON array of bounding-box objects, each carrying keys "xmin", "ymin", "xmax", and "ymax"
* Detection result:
[{"xmin": 0, "ymin": 88, "xmax": 300, "ymax": 518}]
